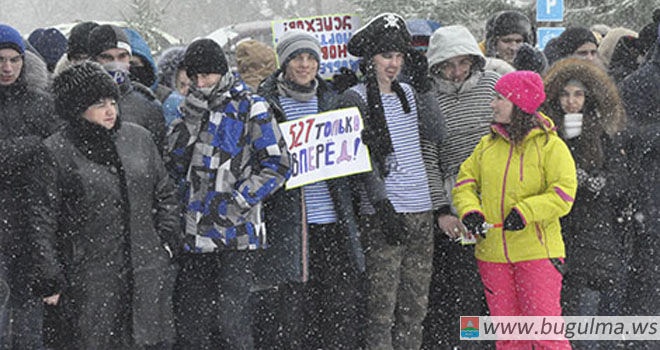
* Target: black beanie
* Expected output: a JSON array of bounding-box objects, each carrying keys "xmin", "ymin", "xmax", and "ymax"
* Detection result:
[
  {"xmin": 513, "ymin": 43, "xmax": 548, "ymax": 74},
  {"xmin": 555, "ymin": 27, "xmax": 598, "ymax": 59},
  {"xmin": 348, "ymin": 13, "xmax": 412, "ymax": 58},
  {"xmin": 67, "ymin": 22, "xmax": 98, "ymax": 60},
  {"xmin": 184, "ymin": 39, "xmax": 228, "ymax": 78},
  {"xmin": 486, "ymin": 11, "xmax": 536, "ymax": 45},
  {"xmin": 637, "ymin": 9, "xmax": 660, "ymax": 55},
  {"xmin": 88, "ymin": 24, "xmax": 132, "ymax": 58},
  {"xmin": 53, "ymin": 61, "xmax": 120, "ymax": 122}
]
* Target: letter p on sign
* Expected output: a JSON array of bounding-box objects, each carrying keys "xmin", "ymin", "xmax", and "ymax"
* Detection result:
[{"xmin": 536, "ymin": 0, "xmax": 563, "ymax": 22}]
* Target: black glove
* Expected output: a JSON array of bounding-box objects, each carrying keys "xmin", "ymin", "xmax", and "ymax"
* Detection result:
[
  {"xmin": 462, "ymin": 212, "xmax": 486, "ymax": 237},
  {"xmin": 374, "ymin": 199, "xmax": 407, "ymax": 246},
  {"xmin": 503, "ymin": 209, "xmax": 525, "ymax": 231},
  {"xmin": 331, "ymin": 67, "xmax": 359, "ymax": 94}
]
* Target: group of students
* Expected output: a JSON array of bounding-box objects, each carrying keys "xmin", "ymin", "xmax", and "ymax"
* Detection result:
[{"xmin": 0, "ymin": 7, "xmax": 659, "ymax": 350}]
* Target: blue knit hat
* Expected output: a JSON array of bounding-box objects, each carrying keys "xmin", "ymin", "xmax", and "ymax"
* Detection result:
[
  {"xmin": 0, "ymin": 24, "xmax": 25, "ymax": 54},
  {"xmin": 28, "ymin": 28, "xmax": 67, "ymax": 69}
]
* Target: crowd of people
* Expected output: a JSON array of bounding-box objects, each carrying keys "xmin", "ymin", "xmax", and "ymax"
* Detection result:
[{"xmin": 0, "ymin": 7, "xmax": 659, "ymax": 350}]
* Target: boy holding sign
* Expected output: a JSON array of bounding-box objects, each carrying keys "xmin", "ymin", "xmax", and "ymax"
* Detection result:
[{"xmin": 257, "ymin": 30, "xmax": 364, "ymax": 349}]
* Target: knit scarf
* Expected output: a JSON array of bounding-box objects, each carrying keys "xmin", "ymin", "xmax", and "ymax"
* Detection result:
[
  {"xmin": 276, "ymin": 72, "xmax": 318, "ymax": 102},
  {"xmin": 181, "ymin": 73, "xmax": 236, "ymax": 140},
  {"xmin": 362, "ymin": 63, "xmax": 410, "ymax": 176},
  {"xmin": 69, "ymin": 116, "xmax": 122, "ymax": 169},
  {"xmin": 432, "ymin": 70, "xmax": 481, "ymax": 95}
]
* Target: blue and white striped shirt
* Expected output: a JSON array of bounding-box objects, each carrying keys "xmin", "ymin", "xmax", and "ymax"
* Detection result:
[
  {"xmin": 279, "ymin": 95, "xmax": 338, "ymax": 224},
  {"xmin": 353, "ymin": 83, "xmax": 433, "ymax": 213}
]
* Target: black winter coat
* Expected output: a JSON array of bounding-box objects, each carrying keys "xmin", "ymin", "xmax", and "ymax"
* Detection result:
[
  {"xmin": 561, "ymin": 133, "xmax": 634, "ymax": 290},
  {"xmin": 255, "ymin": 71, "xmax": 364, "ymax": 286},
  {"xmin": 622, "ymin": 122, "xmax": 660, "ymax": 314},
  {"xmin": 0, "ymin": 66, "xmax": 58, "ymax": 255},
  {"xmin": 30, "ymin": 122, "xmax": 180, "ymax": 349},
  {"xmin": 620, "ymin": 43, "xmax": 660, "ymax": 127},
  {"xmin": 119, "ymin": 79, "xmax": 167, "ymax": 152}
]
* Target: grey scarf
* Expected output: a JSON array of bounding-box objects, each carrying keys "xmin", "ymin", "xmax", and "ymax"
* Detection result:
[
  {"xmin": 432, "ymin": 70, "xmax": 483, "ymax": 95},
  {"xmin": 181, "ymin": 73, "xmax": 236, "ymax": 142},
  {"xmin": 276, "ymin": 72, "xmax": 318, "ymax": 102}
]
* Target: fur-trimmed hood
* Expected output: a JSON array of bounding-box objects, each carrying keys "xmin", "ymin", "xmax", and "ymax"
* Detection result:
[
  {"xmin": 23, "ymin": 50, "xmax": 50, "ymax": 91},
  {"xmin": 156, "ymin": 46, "xmax": 185, "ymax": 90},
  {"xmin": 542, "ymin": 57, "xmax": 626, "ymax": 137}
]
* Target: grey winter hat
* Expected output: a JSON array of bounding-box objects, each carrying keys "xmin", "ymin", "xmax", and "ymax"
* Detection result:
[
  {"xmin": 276, "ymin": 30, "xmax": 322, "ymax": 68},
  {"xmin": 88, "ymin": 24, "xmax": 132, "ymax": 58}
]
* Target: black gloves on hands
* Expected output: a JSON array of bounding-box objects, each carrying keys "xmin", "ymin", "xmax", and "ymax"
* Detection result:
[
  {"xmin": 331, "ymin": 67, "xmax": 359, "ymax": 94},
  {"xmin": 503, "ymin": 209, "xmax": 525, "ymax": 231},
  {"xmin": 576, "ymin": 167, "xmax": 607, "ymax": 193},
  {"xmin": 462, "ymin": 212, "xmax": 486, "ymax": 237},
  {"xmin": 374, "ymin": 199, "xmax": 407, "ymax": 246}
]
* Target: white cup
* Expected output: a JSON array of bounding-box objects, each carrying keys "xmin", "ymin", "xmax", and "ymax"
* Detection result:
[{"xmin": 563, "ymin": 113, "xmax": 583, "ymax": 139}]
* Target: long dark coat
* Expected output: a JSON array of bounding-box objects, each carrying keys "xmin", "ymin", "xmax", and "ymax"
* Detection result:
[
  {"xmin": 0, "ymin": 60, "xmax": 58, "ymax": 257},
  {"xmin": 255, "ymin": 71, "xmax": 365, "ymax": 285},
  {"xmin": 541, "ymin": 58, "xmax": 632, "ymax": 292},
  {"xmin": 30, "ymin": 122, "xmax": 180, "ymax": 349}
]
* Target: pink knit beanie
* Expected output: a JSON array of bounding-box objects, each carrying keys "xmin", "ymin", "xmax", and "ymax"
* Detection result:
[{"xmin": 494, "ymin": 71, "xmax": 546, "ymax": 114}]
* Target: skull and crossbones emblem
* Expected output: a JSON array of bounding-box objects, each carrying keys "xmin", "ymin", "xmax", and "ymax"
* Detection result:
[{"xmin": 383, "ymin": 14, "xmax": 400, "ymax": 29}]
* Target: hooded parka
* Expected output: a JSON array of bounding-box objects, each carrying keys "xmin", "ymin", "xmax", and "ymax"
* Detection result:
[{"xmin": 542, "ymin": 58, "xmax": 632, "ymax": 291}]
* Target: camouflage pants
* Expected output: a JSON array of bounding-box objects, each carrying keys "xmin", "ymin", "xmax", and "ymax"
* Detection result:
[{"xmin": 362, "ymin": 211, "xmax": 434, "ymax": 350}]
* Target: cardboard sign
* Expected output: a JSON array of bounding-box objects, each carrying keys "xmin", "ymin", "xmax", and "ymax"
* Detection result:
[
  {"xmin": 271, "ymin": 14, "xmax": 362, "ymax": 79},
  {"xmin": 278, "ymin": 107, "xmax": 372, "ymax": 189}
]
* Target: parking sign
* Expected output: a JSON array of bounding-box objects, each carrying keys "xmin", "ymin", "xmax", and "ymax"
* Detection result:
[
  {"xmin": 537, "ymin": 27, "xmax": 565, "ymax": 50},
  {"xmin": 536, "ymin": 0, "xmax": 564, "ymax": 22}
]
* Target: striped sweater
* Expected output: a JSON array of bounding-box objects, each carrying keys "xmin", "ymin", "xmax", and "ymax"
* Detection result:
[
  {"xmin": 422, "ymin": 70, "xmax": 500, "ymax": 209},
  {"xmin": 278, "ymin": 95, "xmax": 338, "ymax": 224},
  {"xmin": 350, "ymin": 83, "xmax": 433, "ymax": 214}
]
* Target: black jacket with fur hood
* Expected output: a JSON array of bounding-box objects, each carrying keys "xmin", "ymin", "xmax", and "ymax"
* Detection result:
[
  {"xmin": 0, "ymin": 52, "xmax": 60, "ymax": 255},
  {"xmin": 542, "ymin": 58, "xmax": 632, "ymax": 291}
]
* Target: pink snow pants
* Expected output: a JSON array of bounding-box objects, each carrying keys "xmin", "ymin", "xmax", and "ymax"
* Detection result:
[{"xmin": 477, "ymin": 259, "xmax": 572, "ymax": 350}]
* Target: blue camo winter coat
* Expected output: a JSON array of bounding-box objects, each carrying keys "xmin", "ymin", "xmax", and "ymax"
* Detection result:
[{"xmin": 166, "ymin": 77, "xmax": 291, "ymax": 252}]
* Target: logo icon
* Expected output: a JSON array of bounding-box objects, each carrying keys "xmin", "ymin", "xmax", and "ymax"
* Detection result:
[{"xmin": 461, "ymin": 316, "xmax": 480, "ymax": 338}]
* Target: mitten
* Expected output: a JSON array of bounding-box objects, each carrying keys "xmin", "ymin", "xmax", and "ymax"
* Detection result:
[
  {"xmin": 331, "ymin": 67, "xmax": 359, "ymax": 94},
  {"xmin": 462, "ymin": 212, "xmax": 486, "ymax": 237},
  {"xmin": 576, "ymin": 167, "xmax": 589, "ymax": 186},
  {"xmin": 374, "ymin": 199, "xmax": 407, "ymax": 245},
  {"xmin": 586, "ymin": 175, "xmax": 606, "ymax": 193},
  {"xmin": 503, "ymin": 209, "xmax": 525, "ymax": 231}
]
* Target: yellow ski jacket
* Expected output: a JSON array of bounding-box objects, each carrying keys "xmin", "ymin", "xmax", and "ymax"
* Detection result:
[{"xmin": 453, "ymin": 114, "xmax": 577, "ymax": 263}]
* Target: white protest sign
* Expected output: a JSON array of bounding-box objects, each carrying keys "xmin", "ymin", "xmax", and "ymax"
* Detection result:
[
  {"xmin": 279, "ymin": 107, "xmax": 372, "ymax": 190},
  {"xmin": 271, "ymin": 14, "xmax": 362, "ymax": 79}
]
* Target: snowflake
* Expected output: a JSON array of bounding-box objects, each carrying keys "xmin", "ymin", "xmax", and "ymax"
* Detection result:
[{"xmin": 383, "ymin": 14, "xmax": 400, "ymax": 29}]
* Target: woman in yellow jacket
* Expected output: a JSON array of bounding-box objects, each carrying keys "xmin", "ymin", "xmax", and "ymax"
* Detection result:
[{"xmin": 453, "ymin": 71, "xmax": 576, "ymax": 350}]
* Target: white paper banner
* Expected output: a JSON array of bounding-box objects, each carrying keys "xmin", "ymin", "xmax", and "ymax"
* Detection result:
[{"xmin": 278, "ymin": 107, "xmax": 371, "ymax": 189}]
